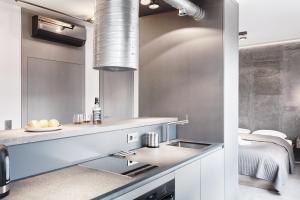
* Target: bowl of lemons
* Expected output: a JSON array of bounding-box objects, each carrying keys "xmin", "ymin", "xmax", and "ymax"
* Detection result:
[{"xmin": 25, "ymin": 119, "xmax": 61, "ymax": 132}]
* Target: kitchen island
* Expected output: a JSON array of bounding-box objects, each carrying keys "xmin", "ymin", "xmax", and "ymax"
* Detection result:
[
  {"xmin": 0, "ymin": 118, "xmax": 177, "ymax": 146},
  {"xmin": 6, "ymin": 141, "xmax": 224, "ymax": 200},
  {"xmin": 2, "ymin": 118, "xmax": 179, "ymax": 181},
  {"xmin": 0, "ymin": 118, "xmax": 224, "ymax": 200}
]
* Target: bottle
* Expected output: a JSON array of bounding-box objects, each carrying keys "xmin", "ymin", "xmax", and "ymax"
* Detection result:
[{"xmin": 92, "ymin": 97, "xmax": 102, "ymax": 124}]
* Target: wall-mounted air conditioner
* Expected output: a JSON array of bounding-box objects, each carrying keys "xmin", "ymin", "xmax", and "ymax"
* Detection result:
[{"xmin": 32, "ymin": 15, "xmax": 86, "ymax": 47}]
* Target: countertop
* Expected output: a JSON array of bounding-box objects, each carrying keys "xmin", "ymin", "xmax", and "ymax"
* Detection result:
[
  {"xmin": 5, "ymin": 142, "xmax": 223, "ymax": 200},
  {"xmin": 0, "ymin": 118, "xmax": 177, "ymax": 146}
]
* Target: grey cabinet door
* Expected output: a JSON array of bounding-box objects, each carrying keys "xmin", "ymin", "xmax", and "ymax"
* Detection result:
[
  {"xmin": 100, "ymin": 71, "xmax": 134, "ymax": 120},
  {"xmin": 200, "ymin": 148, "xmax": 225, "ymax": 200},
  {"xmin": 26, "ymin": 58, "xmax": 84, "ymax": 124},
  {"xmin": 175, "ymin": 160, "xmax": 201, "ymax": 200}
]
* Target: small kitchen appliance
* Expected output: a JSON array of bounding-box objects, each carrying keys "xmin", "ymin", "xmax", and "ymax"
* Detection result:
[
  {"xmin": 0, "ymin": 145, "xmax": 9, "ymax": 198},
  {"xmin": 145, "ymin": 132, "xmax": 160, "ymax": 148}
]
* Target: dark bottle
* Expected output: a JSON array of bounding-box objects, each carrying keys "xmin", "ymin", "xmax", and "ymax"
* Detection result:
[{"xmin": 93, "ymin": 97, "xmax": 102, "ymax": 124}]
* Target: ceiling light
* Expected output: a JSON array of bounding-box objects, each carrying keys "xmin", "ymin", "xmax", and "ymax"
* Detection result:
[
  {"xmin": 149, "ymin": 0, "xmax": 160, "ymax": 9},
  {"xmin": 87, "ymin": 16, "xmax": 95, "ymax": 23},
  {"xmin": 178, "ymin": 8, "xmax": 187, "ymax": 16},
  {"xmin": 141, "ymin": 0, "xmax": 151, "ymax": 5}
]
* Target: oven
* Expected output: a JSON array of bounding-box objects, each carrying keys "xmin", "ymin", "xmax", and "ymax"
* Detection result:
[{"xmin": 134, "ymin": 179, "xmax": 175, "ymax": 200}]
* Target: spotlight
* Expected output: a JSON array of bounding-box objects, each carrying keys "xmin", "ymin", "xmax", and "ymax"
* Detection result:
[
  {"xmin": 149, "ymin": 0, "xmax": 160, "ymax": 9},
  {"xmin": 55, "ymin": 26, "xmax": 64, "ymax": 33},
  {"xmin": 140, "ymin": 0, "xmax": 151, "ymax": 5}
]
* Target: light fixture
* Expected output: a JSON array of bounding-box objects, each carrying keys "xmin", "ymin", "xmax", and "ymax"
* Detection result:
[
  {"xmin": 140, "ymin": 0, "xmax": 151, "ymax": 5},
  {"xmin": 239, "ymin": 31, "xmax": 248, "ymax": 40},
  {"xmin": 149, "ymin": 0, "xmax": 160, "ymax": 9},
  {"xmin": 87, "ymin": 16, "xmax": 95, "ymax": 23},
  {"xmin": 55, "ymin": 26, "xmax": 64, "ymax": 33},
  {"xmin": 38, "ymin": 16, "xmax": 74, "ymax": 29},
  {"xmin": 178, "ymin": 8, "xmax": 187, "ymax": 16},
  {"xmin": 163, "ymin": 0, "xmax": 205, "ymax": 21}
]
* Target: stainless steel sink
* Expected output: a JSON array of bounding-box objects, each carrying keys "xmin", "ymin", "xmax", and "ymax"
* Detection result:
[{"xmin": 168, "ymin": 141, "xmax": 210, "ymax": 149}]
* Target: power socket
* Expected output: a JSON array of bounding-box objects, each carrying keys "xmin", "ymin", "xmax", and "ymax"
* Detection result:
[
  {"xmin": 4, "ymin": 120, "xmax": 12, "ymax": 130},
  {"xmin": 127, "ymin": 132, "xmax": 139, "ymax": 144}
]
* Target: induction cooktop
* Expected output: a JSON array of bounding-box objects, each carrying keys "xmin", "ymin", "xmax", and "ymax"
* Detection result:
[{"xmin": 80, "ymin": 156, "xmax": 158, "ymax": 178}]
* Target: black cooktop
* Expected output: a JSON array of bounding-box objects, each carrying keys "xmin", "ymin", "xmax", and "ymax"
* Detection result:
[{"xmin": 80, "ymin": 156, "xmax": 158, "ymax": 178}]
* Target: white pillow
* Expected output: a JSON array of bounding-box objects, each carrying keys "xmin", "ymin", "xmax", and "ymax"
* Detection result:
[
  {"xmin": 252, "ymin": 130, "xmax": 287, "ymax": 139},
  {"xmin": 238, "ymin": 136, "xmax": 252, "ymax": 145},
  {"xmin": 239, "ymin": 128, "xmax": 251, "ymax": 134}
]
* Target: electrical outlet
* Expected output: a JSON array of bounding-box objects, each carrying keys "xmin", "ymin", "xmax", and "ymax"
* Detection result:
[
  {"xmin": 127, "ymin": 132, "xmax": 139, "ymax": 144},
  {"xmin": 4, "ymin": 120, "xmax": 12, "ymax": 130}
]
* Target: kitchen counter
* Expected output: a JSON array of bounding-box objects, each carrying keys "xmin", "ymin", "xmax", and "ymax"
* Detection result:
[
  {"xmin": 5, "ymin": 142, "xmax": 223, "ymax": 200},
  {"xmin": 0, "ymin": 118, "xmax": 177, "ymax": 146},
  {"xmin": 8, "ymin": 166, "xmax": 132, "ymax": 200}
]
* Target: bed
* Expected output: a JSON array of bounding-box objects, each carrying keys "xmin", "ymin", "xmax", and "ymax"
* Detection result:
[{"xmin": 238, "ymin": 133, "xmax": 295, "ymax": 192}]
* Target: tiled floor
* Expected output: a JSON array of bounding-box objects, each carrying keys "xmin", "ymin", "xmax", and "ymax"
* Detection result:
[{"xmin": 238, "ymin": 164, "xmax": 300, "ymax": 200}]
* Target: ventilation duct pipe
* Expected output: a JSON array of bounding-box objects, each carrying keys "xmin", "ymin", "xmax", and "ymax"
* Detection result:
[
  {"xmin": 163, "ymin": 0, "xmax": 205, "ymax": 21},
  {"xmin": 93, "ymin": 0, "xmax": 139, "ymax": 71}
]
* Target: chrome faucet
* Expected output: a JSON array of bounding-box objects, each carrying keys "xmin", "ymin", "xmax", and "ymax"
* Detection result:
[{"xmin": 165, "ymin": 115, "xmax": 189, "ymax": 143}]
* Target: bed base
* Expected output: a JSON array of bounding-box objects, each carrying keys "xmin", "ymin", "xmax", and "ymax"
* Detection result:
[{"xmin": 239, "ymin": 175, "xmax": 277, "ymax": 191}]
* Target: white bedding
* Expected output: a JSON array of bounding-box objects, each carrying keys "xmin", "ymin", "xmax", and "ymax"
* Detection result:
[
  {"xmin": 239, "ymin": 136, "xmax": 293, "ymax": 146},
  {"xmin": 285, "ymin": 139, "xmax": 292, "ymax": 146},
  {"xmin": 252, "ymin": 130, "xmax": 287, "ymax": 139}
]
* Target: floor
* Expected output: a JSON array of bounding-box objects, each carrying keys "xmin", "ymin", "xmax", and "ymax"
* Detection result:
[{"xmin": 238, "ymin": 164, "xmax": 300, "ymax": 200}]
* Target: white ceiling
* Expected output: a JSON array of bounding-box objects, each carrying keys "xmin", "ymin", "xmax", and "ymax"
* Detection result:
[
  {"xmin": 4, "ymin": 0, "xmax": 300, "ymax": 46},
  {"xmin": 24, "ymin": 0, "xmax": 95, "ymax": 19},
  {"xmin": 237, "ymin": 0, "xmax": 300, "ymax": 47},
  {"xmin": 3, "ymin": 0, "xmax": 95, "ymax": 25}
]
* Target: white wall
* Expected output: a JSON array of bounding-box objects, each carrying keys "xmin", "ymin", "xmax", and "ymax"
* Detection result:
[
  {"xmin": 0, "ymin": 1, "xmax": 21, "ymax": 130},
  {"xmin": 85, "ymin": 26, "xmax": 99, "ymax": 114},
  {"xmin": 224, "ymin": 0, "xmax": 239, "ymax": 199},
  {"xmin": 0, "ymin": 2, "xmax": 98, "ymax": 129},
  {"xmin": 238, "ymin": 0, "xmax": 300, "ymax": 47}
]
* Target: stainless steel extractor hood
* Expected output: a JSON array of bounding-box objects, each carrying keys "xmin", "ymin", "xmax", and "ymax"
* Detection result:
[{"xmin": 93, "ymin": 0, "xmax": 139, "ymax": 71}]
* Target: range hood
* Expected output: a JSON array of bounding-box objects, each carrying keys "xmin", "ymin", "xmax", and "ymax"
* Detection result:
[
  {"xmin": 93, "ymin": 0, "xmax": 204, "ymax": 72},
  {"xmin": 93, "ymin": 0, "xmax": 139, "ymax": 71}
]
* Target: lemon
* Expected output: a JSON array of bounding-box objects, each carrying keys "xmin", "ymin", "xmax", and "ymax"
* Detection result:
[
  {"xmin": 39, "ymin": 120, "xmax": 49, "ymax": 128},
  {"xmin": 48, "ymin": 119, "xmax": 60, "ymax": 128}
]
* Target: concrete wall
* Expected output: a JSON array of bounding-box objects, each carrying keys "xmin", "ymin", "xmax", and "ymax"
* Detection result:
[
  {"xmin": 239, "ymin": 41, "xmax": 300, "ymax": 139},
  {"xmin": 139, "ymin": 1, "xmax": 239, "ymax": 199},
  {"xmin": 21, "ymin": 10, "xmax": 85, "ymax": 125},
  {"xmin": 100, "ymin": 71, "xmax": 134, "ymax": 120},
  {"xmin": 0, "ymin": 3, "xmax": 98, "ymax": 129},
  {"xmin": 85, "ymin": 25, "xmax": 100, "ymax": 114},
  {"xmin": 139, "ymin": 2, "xmax": 224, "ymax": 143},
  {"xmin": 0, "ymin": 1, "xmax": 21, "ymax": 130}
]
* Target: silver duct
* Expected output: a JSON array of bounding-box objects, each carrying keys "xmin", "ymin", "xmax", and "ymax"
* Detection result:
[
  {"xmin": 163, "ymin": 0, "xmax": 205, "ymax": 21},
  {"xmin": 94, "ymin": 0, "xmax": 139, "ymax": 71}
]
